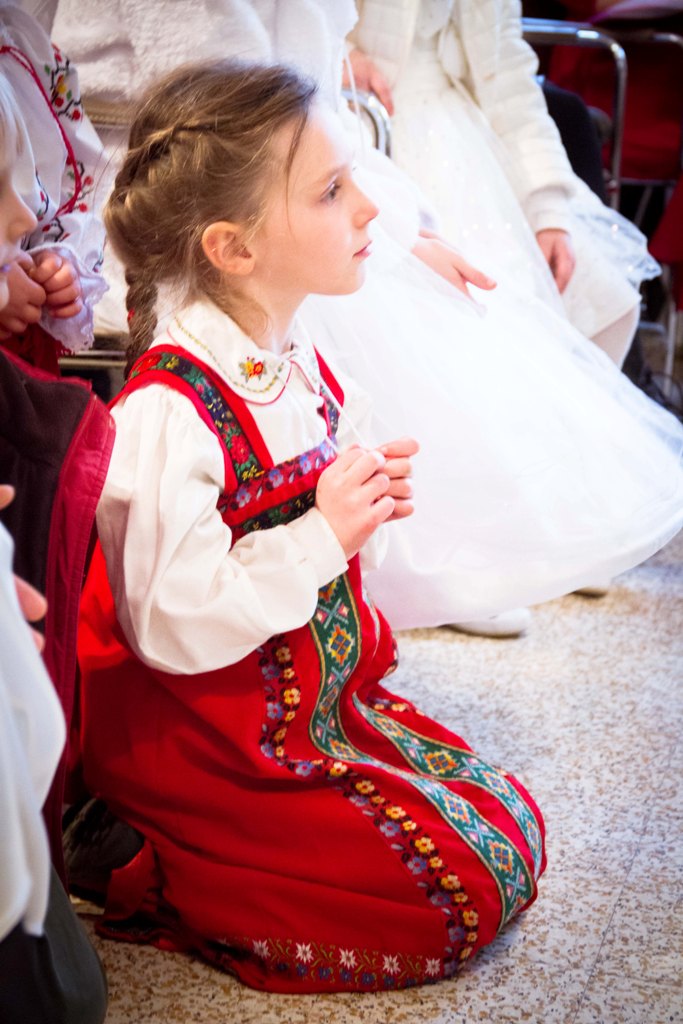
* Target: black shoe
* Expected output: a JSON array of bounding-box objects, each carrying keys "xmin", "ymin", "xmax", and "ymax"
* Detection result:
[{"xmin": 63, "ymin": 797, "xmax": 145, "ymax": 904}]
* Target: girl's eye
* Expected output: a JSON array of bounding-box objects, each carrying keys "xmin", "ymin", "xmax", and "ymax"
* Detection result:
[{"xmin": 323, "ymin": 182, "xmax": 341, "ymax": 203}]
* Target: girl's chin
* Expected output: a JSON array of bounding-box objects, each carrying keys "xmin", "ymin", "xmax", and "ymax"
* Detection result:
[{"xmin": 319, "ymin": 266, "xmax": 369, "ymax": 298}]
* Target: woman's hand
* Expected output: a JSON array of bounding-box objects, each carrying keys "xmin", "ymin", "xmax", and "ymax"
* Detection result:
[
  {"xmin": 343, "ymin": 46, "xmax": 395, "ymax": 115},
  {"xmin": 376, "ymin": 437, "xmax": 419, "ymax": 520},
  {"xmin": 535, "ymin": 228, "xmax": 576, "ymax": 293},
  {"xmin": 316, "ymin": 447, "xmax": 394, "ymax": 559},
  {"xmin": 412, "ymin": 230, "xmax": 497, "ymax": 297},
  {"xmin": 32, "ymin": 251, "xmax": 84, "ymax": 319}
]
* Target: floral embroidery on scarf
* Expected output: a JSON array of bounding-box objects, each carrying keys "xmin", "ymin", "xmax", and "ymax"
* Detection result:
[{"xmin": 47, "ymin": 46, "xmax": 85, "ymax": 125}]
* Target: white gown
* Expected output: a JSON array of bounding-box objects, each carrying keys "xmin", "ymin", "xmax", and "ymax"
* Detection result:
[{"xmin": 302, "ymin": 217, "xmax": 683, "ymax": 628}]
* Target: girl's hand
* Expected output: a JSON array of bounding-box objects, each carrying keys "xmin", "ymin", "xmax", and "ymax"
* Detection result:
[
  {"xmin": 376, "ymin": 437, "xmax": 419, "ymax": 520},
  {"xmin": 535, "ymin": 228, "xmax": 576, "ymax": 293},
  {"xmin": 0, "ymin": 484, "xmax": 47, "ymax": 651},
  {"xmin": 412, "ymin": 230, "xmax": 497, "ymax": 297},
  {"xmin": 32, "ymin": 251, "xmax": 84, "ymax": 319},
  {"xmin": 316, "ymin": 447, "xmax": 394, "ymax": 559},
  {"xmin": 0, "ymin": 258, "xmax": 46, "ymax": 339},
  {"xmin": 343, "ymin": 46, "xmax": 395, "ymax": 116}
]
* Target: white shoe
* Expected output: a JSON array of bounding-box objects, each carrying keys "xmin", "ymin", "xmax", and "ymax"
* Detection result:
[
  {"xmin": 448, "ymin": 607, "xmax": 532, "ymax": 638},
  {"xmin": 574, "ymin": 580, "xmax": 611, "ymax": 597}
]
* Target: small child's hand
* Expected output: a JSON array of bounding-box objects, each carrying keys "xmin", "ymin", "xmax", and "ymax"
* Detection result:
[
  {"xmin": 32, "ymin": 251, "xmax": 83, "ymax": 319},
  {"xmin": 376, "ymin": 436, "xmax": 420, "ymax": 521},
  {"xmin": 0, "ymin": 257, "xmax": 47, "ymax": 339},
  {"xmin": 316, "ymin": 447, "xmax": 394, "ymax": 559}
]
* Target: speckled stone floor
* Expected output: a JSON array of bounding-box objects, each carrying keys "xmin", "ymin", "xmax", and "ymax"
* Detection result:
[{"xmin": 75, "ymin": 527, "xmax": 683, "ymax": 1024}]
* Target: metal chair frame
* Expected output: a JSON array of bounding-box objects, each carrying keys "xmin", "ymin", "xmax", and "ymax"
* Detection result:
[
  {"xmin": 521, "ymin": 17, "xmax": 627, "ymax": 209},
  {"xmin": 596, "ymin": 25, "xmax": 683, "ymax": 384},
  {"xmin": 341, "ymin": 87, "xmax": 392, "ymax": 157}
]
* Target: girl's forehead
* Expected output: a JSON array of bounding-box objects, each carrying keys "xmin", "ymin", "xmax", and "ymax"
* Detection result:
[{"xmin": 289, "ymin": 104, "xmax": 353, "ymax": 186}]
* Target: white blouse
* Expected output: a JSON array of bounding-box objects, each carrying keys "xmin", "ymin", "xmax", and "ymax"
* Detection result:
[{"xmin": 99, "ymin": 300, "xmax": 382, "ymax": 677}]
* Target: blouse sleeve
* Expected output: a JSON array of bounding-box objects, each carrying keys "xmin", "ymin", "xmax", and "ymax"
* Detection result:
[
  {"xmin": 98, "ymin": 385, "xmax": 348, "ymax": 676},
  {"xmin": 456, "ymin": 0, "xmax": 577, "ymax": 224}
]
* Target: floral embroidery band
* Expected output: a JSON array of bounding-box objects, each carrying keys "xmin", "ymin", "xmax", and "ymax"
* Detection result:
[{"xmin": 128, "ymin": 350, "xmax": 264, "ymax": 482}]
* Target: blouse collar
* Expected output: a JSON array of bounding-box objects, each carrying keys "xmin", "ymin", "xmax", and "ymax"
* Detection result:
[{"xmin": 162, "ymin": 300, "xmax": 321, "ymax": 404}]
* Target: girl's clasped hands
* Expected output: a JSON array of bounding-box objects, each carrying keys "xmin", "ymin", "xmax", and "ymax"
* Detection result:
[{"xmin": 316, "ymin": 436, "xmax": 419, "ymax": 559}]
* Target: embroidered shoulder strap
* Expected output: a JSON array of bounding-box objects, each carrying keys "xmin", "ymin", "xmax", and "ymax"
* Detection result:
[{"xmin": 123, "ymin": 347, "xmax": 272, "ymax": 490}]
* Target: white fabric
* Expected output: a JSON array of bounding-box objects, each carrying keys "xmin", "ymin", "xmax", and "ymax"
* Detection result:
[
  {"xmin": 302, "ymin": 223, "xmax": 683, "ymax": 628},
  {"xmin": 0, "ymin": 2, "xmax": 107, "ymax": 350},
  {"xmin": 354, "ymin": 0, "xmax": 658, "ymax": 340},
  {"xmin": 50, "ymin": 0, "xmax": 358, "ymax": 335},
  {"xmin": 52, "ymin": 0, "xmax": 683, "ymax": 633},
  {"xmin": 51, "ymin": 0, "xmax": 357, "ymax": 106},
  {"xmin": 99, "ymin": 300, "xmax": 387, "ymax": 676},
  {"xmin": 0, "ymin": 523, "xmax": 65, "ymax": 941}
]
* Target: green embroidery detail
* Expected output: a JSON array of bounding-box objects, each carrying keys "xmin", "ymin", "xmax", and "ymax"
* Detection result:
[
  {"xmin": 308, "ymin": 575, "xmax": 536, "ymax": 930},
  {"xmin": 354, "ymin": 702, "xmax": 544, "ymax": 879}
]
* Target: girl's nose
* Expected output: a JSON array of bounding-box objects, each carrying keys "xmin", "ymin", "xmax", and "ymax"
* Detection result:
[{"xmin": 355, "ymin": 186, "xmax": 379, "ymax": 227}]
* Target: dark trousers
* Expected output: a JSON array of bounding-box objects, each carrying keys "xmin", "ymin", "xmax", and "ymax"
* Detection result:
[{"xmin": 0, "ymin": 867, "xmax": 107, "ymax": 1024}]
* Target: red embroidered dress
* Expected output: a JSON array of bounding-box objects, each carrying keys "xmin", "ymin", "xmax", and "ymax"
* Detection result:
[{"xmin": 78, "ymin": 343, "xmax": 546, "ymax": 993}]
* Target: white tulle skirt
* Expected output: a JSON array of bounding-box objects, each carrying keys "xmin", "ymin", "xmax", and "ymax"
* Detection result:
[
  {"xmin": 389, "ymin": 36, "xmax": 659, "ymax": 341},
  {"xmin": 301, "ymin": 230, "xmax": 683, "ymax": 630}
]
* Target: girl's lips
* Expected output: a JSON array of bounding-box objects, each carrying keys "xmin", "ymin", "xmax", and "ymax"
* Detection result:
[{"xmin": 353, "ymin": 243, "xmax": 372, "ymax": 259}]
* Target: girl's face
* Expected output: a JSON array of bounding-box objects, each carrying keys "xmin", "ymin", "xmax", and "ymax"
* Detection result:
[
  {"xmin": 251, "ymin": 103, "xmax": 379, "ymax": 302},
  {"xmin": 0, "ymin": 163, "xmax": 36, "ymax": 310}
]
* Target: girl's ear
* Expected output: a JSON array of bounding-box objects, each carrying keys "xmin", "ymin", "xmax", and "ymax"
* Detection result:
[{"xmin": 201, "ymin": 221, "xmax": 254, "ymax": 276}]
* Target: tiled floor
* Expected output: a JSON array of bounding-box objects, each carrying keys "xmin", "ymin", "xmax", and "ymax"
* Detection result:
[{"xmin": 77, "ymin": 529, "xmax": 683, "ymax": 1024}]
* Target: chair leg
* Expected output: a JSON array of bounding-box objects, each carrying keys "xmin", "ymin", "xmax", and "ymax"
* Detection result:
[{"xmin": 662, "ymin": 293, "xmax": 682, "ymax": 395}]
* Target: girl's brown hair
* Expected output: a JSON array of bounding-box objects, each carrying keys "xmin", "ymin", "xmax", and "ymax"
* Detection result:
[{"xmin": 105, "ymin": 60, "xmax": 317, "ymax": 372}]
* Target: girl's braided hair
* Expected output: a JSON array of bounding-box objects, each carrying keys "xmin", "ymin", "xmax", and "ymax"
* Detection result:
[{"xmin": 105, "ymin": 59, "xmax": 317, "ymax": 373}]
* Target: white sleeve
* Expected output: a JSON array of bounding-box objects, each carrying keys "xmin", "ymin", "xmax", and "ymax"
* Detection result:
[
  {"xmin": 523, "ymin": 185, "xmax": 573, "ymax": 235},
  {"xmin": 99, "ymin": 385, "xmax": 348, "ymax": 676},
  {"xmin": 457, "ymin": 0, "xmax": 577, "ymax": 210}
]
